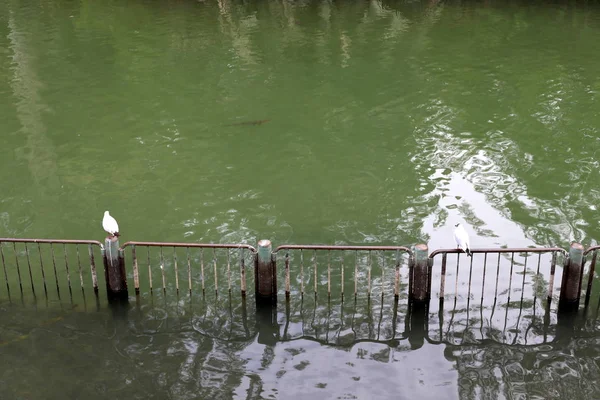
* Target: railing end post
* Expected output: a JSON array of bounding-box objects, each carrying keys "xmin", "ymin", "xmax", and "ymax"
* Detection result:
[
  {"xmin": 559, "ymin": 242, "xmax": 584, "ymax": 312},
  {"xmin": 410, "ymin": 243, "xmax": 430, "ymax": 303},
  {"xmin": 256, "ymin": 239, "xmax": 276, "ymax": 305},
  {"xmin": 103, "ymin": 235, "xmax": 128, "ymax": 302}
]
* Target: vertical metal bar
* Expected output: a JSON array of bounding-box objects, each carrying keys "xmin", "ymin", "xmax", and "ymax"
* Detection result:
[
  {"xmin": 548, "ymin": 252, "xmax": 557, "ymax": 301},
  {"xmin": 174, "ymin": 247, "xmax": 179, "ymax": 293},
  {"xmin": 300, "ymin": 249, "xmax": 304, "ymax": 295},
  {"xmin": 534, "ymin": 253, "xmax": 542, "ymax": 318},
  {"xmin": 481, "ymin": 253, "xmax": 488, "ymax": 300},
  {"xmin": 439, "ymin": 253, "xmax": 447, "ymax": 299},
  {"xmin": 354, "ymin": 251, "xmax": 358, "ymax": 298},
  {"xmin": 521, "ymin": 252, "xmax": 528, "ymax": 300},
  {"xmin": 38, "ymin": 243, "xmax": 47, "ymax": 295},
  {"xmin": 200, "ymin": 249, "xmax": 205, "ymax": 293},
  {"xmin": 88, "ymin": 244, "xmax": 98, "ymax": 293},
  {"xmin": 75, "ymin": 244, "xmax": 84, "ymax": 290},
  {"xmin": 213, "ymin": 248, "xmax": 218, "ymax": 295},
  {"xmin": 187, "ymin": 247, "xmax": 192, "ymax": 294},
  {"xmin": 132, "ymin": 245, "xmax": 139, "ymax": 295},
  {"xmin": 507, "ymin": 252, "xmax": 515, "ymax": 298},
  {"xmin": 494, "ymin": 253, "xmax": 501, "ymax": 298},
  {"xmin": 227, "ymin": 249, "xmax": 232, "ymax": 293},
  {"xmin": 1, "ymin": 244, "xmax": 10, "ymax": 294},
  {"xmin": 454, "ymin": 253, "xmax": 460, "ymax": 298},
  {"xmin": 160, "ymin": 247, "xmax": 166, "ymax": 292},
  {"xmin": 285, "ymin": 252, "xmax": 290, "ymax": 298},
  {"xmin": 147, "ymin": 247, "xmax": 152, "ymax": 293},
  {"xmin": 24, "ymin": 243, "xmax": 35, "ymax": 293},
  {"xmin": 467, "ymin": 253, "xmax": 474, "ymax": 297},
  {"xmin": 50, "ymin": 244, "xmax": 59, "ymax": 294},
  {"xmin": 63, "ymin": 244, "xmax": 72, "ymax": 292},
  {"xmin": 367, "ymin": 251, "xmax": 372, "ymax": 297},
  {"xmin": 327, "ymin": 250, "xmax": 331, "ymax": 296},
  {"xmin": 240, "ymin": 249, "xmax": 246, "ymax": 296},
  {"xmin": 313, "ymin": 250, "xmax": 317, "ymax": 295},
  {"xmin": 586, "ymin": 251, "xmax": 598, "ymax": 301},
  {"xmin": 381, "ymin": 251, "xmax": 385, "ymax": 297},
  {"xmin": 394, "ymin": 250, "xmax": 400, "ymax": 298},
  {"xmin": 341, "ymin": 251, "xmax": 345, "ymax": 299},
  {"xmin": 13, "ymin": 243, "xmax": 23, "ymax": 293}
]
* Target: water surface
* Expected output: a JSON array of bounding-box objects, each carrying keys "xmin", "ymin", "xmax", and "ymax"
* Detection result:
[{"xmin": 1, "ymin": 0, "xmax": 600, "ymax": 398}]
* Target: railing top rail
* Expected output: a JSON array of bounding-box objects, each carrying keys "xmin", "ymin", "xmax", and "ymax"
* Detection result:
[
  {"xmin": 0, "ymin": 238, "xmax": 103, "ymax": 246},
  {"xmin": 119, "ymin": 241, "xmax": 257, "ymax": 253},
  {"xmin": 274, "ymin": 244, "xmax": 412, "ymax": 254},
  {"xmin": 584, "ymin": 245, "xmax": 600, "ymax": 256},
  {"xmin": 429, "ymin": 247, "xmax": 567, "ymax": 259}
]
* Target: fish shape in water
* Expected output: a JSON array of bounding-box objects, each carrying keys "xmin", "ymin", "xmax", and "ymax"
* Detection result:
[{"xmin": 225, "ymin": 119, "xmax": 270, "ymax": 127}]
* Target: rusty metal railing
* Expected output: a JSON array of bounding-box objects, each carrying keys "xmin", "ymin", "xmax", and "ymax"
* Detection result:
[
  {"xmin": 0, "ymin": 238, "xmax": 103, "ymax": 297},
  {"xmin": 1, "ymin": 236, "xmax": 597, "ymax": 314},
  {"xmin": 273, "ymin": 245, "xmax": 413, "ymax": 299},
  {"xmin": 428, "ymin": 247, "xmax": 568, "ymax": 302},
  {"xmin": 119, "ymin": 241, "xmax": 257, "ymax": 295},
  {"xmin": 583, "ymin": 245, "xmax": 600, "ymax": 304}
]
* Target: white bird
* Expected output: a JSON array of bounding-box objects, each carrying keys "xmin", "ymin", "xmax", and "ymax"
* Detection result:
[
  {"xmin": 453, "ymin": 223, "xmax": 472, "ymax": 257},
  {"xmin": 102, "ymin": 211, "xmax": 120, "ymax": 237}
]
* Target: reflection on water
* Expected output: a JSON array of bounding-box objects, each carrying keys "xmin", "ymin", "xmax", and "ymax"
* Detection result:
[{"xmin": 2, "ymin": 288, "xmax": 600, "ymax": 399}]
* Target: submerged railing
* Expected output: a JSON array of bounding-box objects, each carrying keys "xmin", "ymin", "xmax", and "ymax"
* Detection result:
[
  {"xmin": 0, "ymin": 238, "xmax": 102, "ymax": 299},
  {"xmin": 429, "ymin": 247, "xmax": 568, "ymax": 302},
  {"xmin": 119, "ymin": 241, "xmax": 257, "ymax": 296},
  {"xmin": 273, "ymin": 244, "xmax": 413, "ymax": 299},
  {"xmin": 0, "ymin": 237, "xmax": 598, "ymax": 315}
]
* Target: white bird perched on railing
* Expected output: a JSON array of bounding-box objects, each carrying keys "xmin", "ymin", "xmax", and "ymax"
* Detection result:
[
  {"xmin": 453, "ymin": 223, "xmax": 472, "ymax": 257},
  {"xmin": 102, "ymin": 211, "xmax": 120, "ymax": 238}
]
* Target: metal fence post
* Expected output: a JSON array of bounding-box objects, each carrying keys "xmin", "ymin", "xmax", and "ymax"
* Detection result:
[
  {"xmin": 255, "ymin": 239, "xmax": 276, "ymax": 303},
  {"xmin": 410, "ymin": 244, "xmax": 430, "ymax": 302},
  {"xmin": 102, "ymin": 236, "xmax": 128, "ymax": 301},
  {"xmin": 559, "ymin": 242, "xmax": 584, "ymax": 311}
]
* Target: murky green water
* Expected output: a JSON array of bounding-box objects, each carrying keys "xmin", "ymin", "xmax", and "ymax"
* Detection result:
[{"xmin": 2, "ymin": 0, "xmax": 600, "ymax": 398}]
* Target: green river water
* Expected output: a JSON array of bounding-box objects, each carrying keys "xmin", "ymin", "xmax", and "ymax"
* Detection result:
[{"xmin": 1, "ymin": 0, "xmax": 600, "ymax": 399}]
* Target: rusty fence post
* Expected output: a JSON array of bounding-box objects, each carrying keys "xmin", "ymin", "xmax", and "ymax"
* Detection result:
[
  {"xmin": 410, "ymin": 244, "xmax": 430, "ymax": 302},
  {"xmin": 255, "ymin": 239, "xmax": 276, "ymax": 304},
  {"xmin": 102, "ymin": 236, "xmax": 128, "ymax": 301},
  {"xmin": 408, "ymin": 243, "xmax": 430, "ymax": 345},
  {"xmin": 559, "ymin": 242, "xmax": 584, "ymax": 312}
]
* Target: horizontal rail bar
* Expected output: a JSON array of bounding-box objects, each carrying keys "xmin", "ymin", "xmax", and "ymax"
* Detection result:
[
  {"xmin": 0, "ymin": 238, "xmax": 103, "ymax": 247},
  {"xmin": 429, "ymin": 247, "xmax": 567, "ymax": 259},
  {"xmin": 120, "ymin": 241, "xmax": 257, "ymax": 253},
  {"xmin": 274, "ymin": 244, "xmax": 412, "ymax": 253},
  {"xmin": 584, "ymin": 245, "xmax": 600, "ymax": 256}
]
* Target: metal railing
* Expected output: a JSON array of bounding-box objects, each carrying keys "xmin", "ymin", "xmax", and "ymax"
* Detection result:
[
  {"xmin": 429, "ymin": 247, "xmax": 568, "ymax": 302},
  {"xmin": 0, "ymin": 237, "xmax": 597, "ymax": 313},
  {"xmin": 119, "ymin": 241, "xmax": 257, "ymax": 295},
  {"xmin": 584, "ymin": 245, "xmax": 600, "ymax": 304},
  {"xmin": 273, "ymin": 244, "xmax": 413, "ymax": 299},
  {"xmin": 0, "ymin": 238, "xmax": 102, "ymax": 298}
]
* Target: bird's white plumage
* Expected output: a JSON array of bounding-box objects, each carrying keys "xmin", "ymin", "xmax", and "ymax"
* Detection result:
[
  {"xmin": 453, "ymin": 223, "xmax": 471, "ymax": 256},
  {"xmin": 102, "ymin": 211, "xmax": 119, "ymax": 236}
]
